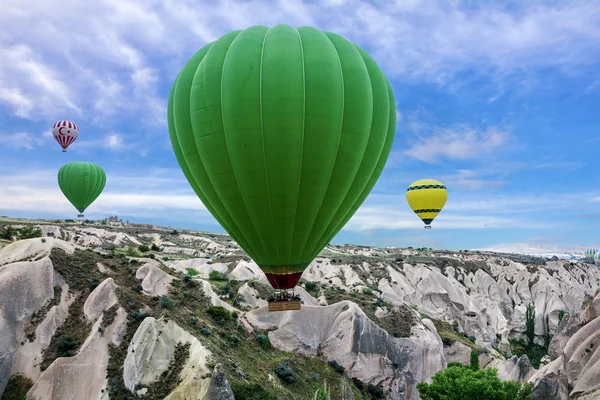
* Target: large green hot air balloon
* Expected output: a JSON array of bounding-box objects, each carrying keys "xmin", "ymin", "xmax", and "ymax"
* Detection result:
[
  {"xmin": 168, "ymin": 24, "xmax": 396, "ymax": 303},
  {"xmin": 58, "ymin": 162, "xmax": 106, "ymax": 218}
]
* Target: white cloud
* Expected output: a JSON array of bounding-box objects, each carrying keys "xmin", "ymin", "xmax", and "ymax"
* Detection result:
[
  {"xmin": 72, "ymin": 132, "xmax": 134, "ymax": 153},
  {"xmin": 0, "ymin": 45, "xmax": 81, "ymax": 118},
  {"xmin": 340, "ymin": 190, "xmax": 600, "ymax": 232},
  {"xmin": 403, "ymin": 126, "xmax": 511, "ymax": 163},
  {"xmin": 0, "ymin": 166, "xmax": 597, "ymax": 233},
  {"xmin": 0, "ymin": 169, "xmax": 209, "ymax": 220},
  {"xmin": 1, "ymin": 0, "xmax": 600, "ymax": 123},
  {"xmin": 344, "ymin": 206, "xmax": 532, "ymax": 231},
  {"xmin": 0, "ymin": 132, "xmax": 45, "ymax": 150},
  {"xmin": 532, "ymin": 159, "xmax": 583, "ymax": 171},
  {"xmin": 438, "ymin": 169, "xmax": 505, "ymax": 190}
]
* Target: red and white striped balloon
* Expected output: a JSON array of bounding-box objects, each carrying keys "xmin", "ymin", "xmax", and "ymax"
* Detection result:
[{"xmin": 52, "ymin": 120, "xmax": 79, "ymax": 152}]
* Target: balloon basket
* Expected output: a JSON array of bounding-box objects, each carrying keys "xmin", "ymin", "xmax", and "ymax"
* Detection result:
[
  {"xmin": 424, "ymin": 225, "xmax": 431, "ymax": 229},
  {"xmin": 77, "ymin": 214, "xmax": 84, "ymax": 218},
  {"xmin": 267, "ymin": 289, "xmax": 302, "ymax": 312},
  {"xmin": 62, "ymin": 149, "xmax": 67, "ymax": 152}
]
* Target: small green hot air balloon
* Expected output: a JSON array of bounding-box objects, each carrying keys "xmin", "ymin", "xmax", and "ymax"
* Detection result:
[
  {"xmin": 168, "ymin": 24, "xmax": 396, "ymax": 310},
  {"xmin": 58, "ymin": 162, "xmax": 106, "ymax": 218}
]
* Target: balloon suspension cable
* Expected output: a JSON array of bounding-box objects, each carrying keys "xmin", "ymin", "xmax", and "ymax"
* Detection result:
[
  {"xmin": 265, "ymin": 263, "xmax": 282, "ymax": 301},
  {"xmin": 268, "ymin": 287, "xmax": 301, "ymax": 303},
  {"xmin": 264, "ymin": 264, "xmax": 302, "ymax": 304}
]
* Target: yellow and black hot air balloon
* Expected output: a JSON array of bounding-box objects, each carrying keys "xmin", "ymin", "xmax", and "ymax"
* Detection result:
[{"xmin": 406, "ymin": 179, "xmax": 447, "ymax": 229}]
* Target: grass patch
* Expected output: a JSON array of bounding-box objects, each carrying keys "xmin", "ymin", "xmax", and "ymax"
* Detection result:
[
  {"xmin": 430, "ymin": 319, "xmax": 484, "ymax": 352},
  {"xmin": 377, "ymin": 305, "xmax": 416, "ymax": 338},
  {"xmin": 509, "ymin": 339, "xmax": 547, "ymax": 369},
  {"xmin": 1, "ymin": 374, "xmax": 34, "ymax": 400},
  {"xmin": 225, "ymin": 340, "xmax": 369, "ymax": 399},
  {"xmin": 105, "ymin": 288, "xmax": 158, "ymax": 398},
  {"xmin": 208, "ymin": 270, "xmax": 228, "ymax": 281},
  {"xmin": 100, "ymin": 304, "xmax": 119, "ymax": 330},
  {"xmin": 39, "ymin": 293, "xmax": 91, "ymax": 371},
  {"xmin": 25, "ymin": 286, "xmax": 62, "ymax": 342},
  {"xmin": 160, "ymin": 277, "xmax": 379, "ymax": 400},
  {"xmin": 135, "ymin": 342, "xmax": 191, "ymax": 399},
  {"xmin": 247, "ymin": 280, "xmax": 274, "ymax": 300},
  {"xmin": 302, "ymin": 280, "xmax": 320, "ymax": 298},
  {"xmin": 49, "ymin": 248, "xmax": 107, "ymax": 292}
]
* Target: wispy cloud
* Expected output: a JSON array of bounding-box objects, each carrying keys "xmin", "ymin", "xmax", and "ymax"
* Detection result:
[
  {"xmin": 0, "ymin": 169, "xmax": 209, "ymax": 220},
  {"xmin": 0, "ymin": 132, "xmax": 46, "ymax": 150},
  {"xmin": 438, "ymin": 169, "xmax": 506, "ymax": 190},
  {"xmin": 341, "ymin": 190, "xmax": 600, "ymax": 232},
  {"xmin": 531, "ymin": 159, "xmax": 583, "ymax": 171},
  {"xmin": 74, "ymin": 133, "xmax": 131, "ymax": 152},
  {"xmin": 2, "ymin": 0, "xmax": 600, "ymax": 123},
  {"xmin": 403, "ymin": 126, "xmax": 512, "ymax": 163}
]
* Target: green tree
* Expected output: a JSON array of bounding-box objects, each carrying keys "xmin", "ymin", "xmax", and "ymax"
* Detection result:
[
  {"xmin": 18, "ymin": 226, "xmax": 43, "ymax": 239},
  {"xmin": 470, "ymin": 350, "xmax": 480, "ymax": 371},
  {"xmin": 0, "ymin": 225, "xmax": 17, "ymax": 240},
  {"xmin": 417, "ymin": 364, "xmax": 532, "ymax": 400},
  {"xmin": 525, "ymin": 303, "xmax": 536, "ymax": 346}
]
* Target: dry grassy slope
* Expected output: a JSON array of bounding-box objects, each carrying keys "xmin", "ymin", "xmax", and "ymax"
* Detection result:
[{"xmin": 1, "ymin": 217, "xmax": 600, "ymax": 399}]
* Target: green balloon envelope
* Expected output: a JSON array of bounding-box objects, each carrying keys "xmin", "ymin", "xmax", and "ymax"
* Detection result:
[
  {"xmin": 168, "ymin": 24, "xmax": 396, "ymax": 289},
  {"xmin": 58, "ymin": 162, "xmax": 106, "ymax": 216}
]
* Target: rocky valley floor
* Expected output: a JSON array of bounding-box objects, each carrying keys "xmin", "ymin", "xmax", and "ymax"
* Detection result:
[{"xmin": 1, "ymin": 217, "xmax": 600, "ymax": 399}]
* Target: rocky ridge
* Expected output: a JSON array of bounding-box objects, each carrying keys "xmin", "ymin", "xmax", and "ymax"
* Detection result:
[{"xmin": 0, "ymin": 217, "xmax": 599, "ymax": 399}]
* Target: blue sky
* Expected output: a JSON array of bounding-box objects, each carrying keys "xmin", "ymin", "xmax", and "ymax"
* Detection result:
[{"xmin": 1, "ymin": 0, "xmax": 600, "ymax": 250}]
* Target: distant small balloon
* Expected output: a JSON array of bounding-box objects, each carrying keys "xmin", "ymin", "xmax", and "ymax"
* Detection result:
[
  {"xmin": 52, "ymin": 120, "xmax": 79, "ymax": 152},
  {"xmin": 406, "ymin": 179, "xmax": 448, "ymax": 229},
  {"xmin": 585, "ymin": 248, "xmax": 598, "ymax": 261},
  {"xmin": 58, "ymin": 162, "xmax": 106, "ymax": 218}
]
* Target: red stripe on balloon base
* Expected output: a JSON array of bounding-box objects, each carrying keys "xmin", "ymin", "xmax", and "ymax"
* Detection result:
[{"xmin": 263, "ymin": 272, "xmax": 304, "ymax": 290}]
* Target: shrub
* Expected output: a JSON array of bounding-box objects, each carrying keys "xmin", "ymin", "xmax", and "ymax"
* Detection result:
[
  {"xmin": 274, "ymin": 361, "xmax": 294, "ymax": 384},
  {"xmin": 3, "ymin": 374, "xmax": 34, "ymax": 399},
  {"xmin": 220, "ymin": 284, "xmax": 232, "ymax": 296},
  {"xmin": 161, "ymin": 296, "xmax": 174, "ymax": 309},
  {"xmin": 207, "ymin": 306, "xmax": 231, "ymax": 321},
  {"xmin": 230, "ymin": 382, "xmax": 275, "ymax": 400},
  {"xmin": 417, "ymin": 364, "xmax": 533, "ymax": 400},
  {"xmin": 199, "ymin": 327, "xmax": 211, "ymax": 336},
  {"xmin": 470, "ymin": 350, "xmax": 480, "ymax": 371},
  {"xmin": 150, "ymin": 243, "xmax": 162, "ymax": 251},
  {"xmin": 56, "ymin": 336, "xmax": 78, "ymax": 357},
  {"xmin": 367, "ymin": 383, "xmax": 385, "ymax": 398},
  {"xmin": 186, "ymin": 267, "xmax": 200, "ymax": 276},
  {"xmin": 182, "ymin": 274, "xmax": 192, "ymax": 282},
  {"xmin": 363, "ymin": 287, "xmax": 373, "ymax": 295},
  {"xmin": 328, "ymin": 360, "xmax": 345, "ymax": 374},
  {"xmin": 256, "ymin": 334, "xmax": 270, "ymax": 349},
  {"xmin": 18, "ymin": 226, "xmax": 43, "ymax": 239},
  {"xmin": 209, "ymin": 270, "xmax": 228, "ymax": 281},
  {"xmin": 138, "ymin": 244, "xmax": 150, "ymax": 253}
]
